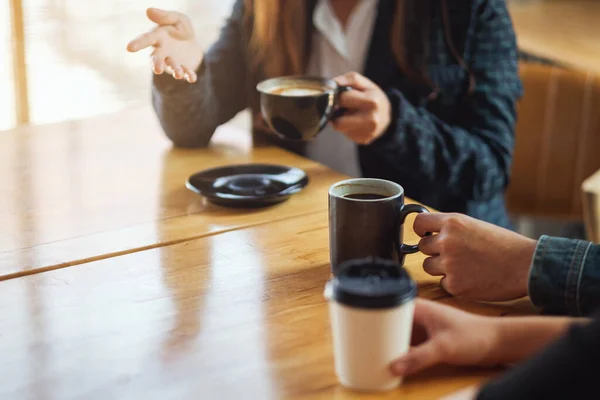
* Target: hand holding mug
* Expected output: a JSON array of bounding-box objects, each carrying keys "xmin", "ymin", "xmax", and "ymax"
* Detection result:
[
  {"xmin": 415, "ymin": 213, "xmax": 537, "ymax": 301},
  {"xmin": 332, "ymin": 72, "xmax": 392, "ymax": 145},
  {"xmin": 127, "ymin": 8, "xmax": 203, "ymax": 83}
]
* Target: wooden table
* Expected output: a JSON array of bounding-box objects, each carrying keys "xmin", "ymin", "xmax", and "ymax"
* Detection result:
[
  {"xmin": 0, "ymin": 108, "xmax": 346, "ymax": 280},
  {"xmin": 509, "ymin": 0, "xmax": 600, "ymax": 75},
  {"xmin": 0, "ymin": 215, "xmax": 534, "ymax": 400},
  {"xmin": 0, "ymin": 108, "xmax": 536, "ymax": 399}
]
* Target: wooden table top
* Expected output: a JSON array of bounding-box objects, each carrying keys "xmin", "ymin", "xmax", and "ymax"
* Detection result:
[
  {"xmin": 0, "ymin": 210, "xmax": 535, "ymax": 400},
  {"xmin": 509, "ymin": 0, "xmax": 600, "ymax": 75},
  {"xmin": 0, "ymin": 108, "xmax": 346, "ymax": 280},
  {"xmin": 1, "ymin": 107, "xmax": 537, "ymax": 399}
]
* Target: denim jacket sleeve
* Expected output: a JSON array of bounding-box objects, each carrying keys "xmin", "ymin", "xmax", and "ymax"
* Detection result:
[{"xmin": 528, "ymin": 235, "xmax": 600, "ymax": 317}]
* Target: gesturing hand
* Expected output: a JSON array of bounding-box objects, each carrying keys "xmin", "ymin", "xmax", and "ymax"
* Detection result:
[{"xmin": 127, "ymin": 8, "xmax": 203, "ymax": 83}]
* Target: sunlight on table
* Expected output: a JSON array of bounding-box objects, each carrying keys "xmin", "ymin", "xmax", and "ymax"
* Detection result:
[{"xmin": 0, "ymin": 0, "xmax": 236, "ymax": 131}]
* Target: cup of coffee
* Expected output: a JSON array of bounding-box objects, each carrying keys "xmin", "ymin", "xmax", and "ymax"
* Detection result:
[
  {"xmin": 328, "ymin": 178, "xmax": 429, "ymax": 275},
  {"xmin": 256, "ymin": 76, "xmax": 350, "ymax": 141},
  {"xmin": 324, "ymin": 257, "xmax": 417, "ymax": 392}
]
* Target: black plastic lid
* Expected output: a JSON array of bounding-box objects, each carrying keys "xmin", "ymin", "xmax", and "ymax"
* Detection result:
[{"xmin": 325, "ymin": 257, "xmax": 417, "ymax": 309}]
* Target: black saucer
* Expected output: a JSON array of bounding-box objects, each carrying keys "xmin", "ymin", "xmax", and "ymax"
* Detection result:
[{"xmin": 186, "ymin": 164, "xmax": 309, "ymax": 208}]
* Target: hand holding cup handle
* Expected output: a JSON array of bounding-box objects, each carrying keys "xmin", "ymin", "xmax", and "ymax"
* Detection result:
[
  {"xmin": 332, "ymin": 85, "xmax": 353, "ymax": 120},
  {"xmin": 397, "ymin": 204, "xmax": 430, "ymax": 255}
]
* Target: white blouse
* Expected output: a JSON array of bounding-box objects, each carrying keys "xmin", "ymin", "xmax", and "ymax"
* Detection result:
[{"xmin": 305, "ymin": 0, "xmax": 379, "ymax": 177}]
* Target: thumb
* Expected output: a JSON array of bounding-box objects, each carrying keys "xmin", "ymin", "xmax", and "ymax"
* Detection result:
[
  {"xmin": 390, "ymin": 340, "xmax": 441, "ymax": 376},
  {"xmin": 147, "ymin": 8, "xmax": 181, "ymax": 26}
]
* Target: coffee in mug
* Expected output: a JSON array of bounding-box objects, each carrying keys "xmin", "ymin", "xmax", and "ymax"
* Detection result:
[
  {"xmin": 256, "ymin": 76, "xmax": 350, "ymax": 141},
  {"xmin": 325, "ymin": 257, "xmax": 417, "ymax": 392},
  {"xmin": 267, "ymin": 83, "xmax": 327, "ymax": 97},
  {"xmin": 342, "ymin": 193, "xmax": 387, "ymax": 200},
  {"xmin": 328, "ymin": 178, "xmax": 429, "ymax": 275}
]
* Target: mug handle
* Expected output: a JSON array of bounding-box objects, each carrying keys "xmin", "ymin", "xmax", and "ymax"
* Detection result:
[
  {"xmin": 397, "ymin": 204, "xmax": 430, "ymax": 255},
  {"xmin": 332, "ymin": 85, "xmax": 352, "ymax": 120}
]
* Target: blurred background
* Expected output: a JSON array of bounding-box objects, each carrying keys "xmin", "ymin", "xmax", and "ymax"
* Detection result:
[
  {"xmin": 0, "ymin": 0, "xmax": 236, "ymax": 130},
  {"xmin": 2, "ymin": 0, "xmax": 599, "ymax": 241}
]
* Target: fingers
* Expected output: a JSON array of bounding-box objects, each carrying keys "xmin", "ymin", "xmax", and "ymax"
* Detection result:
[
  {"xmin": 412, "ymin": 298, "xmax": 441, "ymax": 324},
  {"xmin": 182, "ymin": 65, "xmax": 198, "ymax": 83},
  {"xmin": 418, "ymin": 234, "xmax": 441, "ymax": 256},
  {"xmin": 422, "ymin": 257, "xmax": 445, "ymax": 276},
  {"xmin": 414, "ymin": 213, "xmax": 447, "ymax": 237},
  {"xmin": 127, "ymin": 27, "xmax": 163, "ymax": 52},
  {"xmin": 147, "ymin": 7, "xmax": 181, "ymax": 26},
  {"xmin": 337, "ymin": 90, "xmax": 375, "ymax": 110},
  {"xmin": 440, "ymin": 275, "xmax": 451, "ymax": 294},
  {"xmin": 331, "ymin": 113, "xmax": 376, "ymax": 144},
  {"xmin": 151, "ymin": 49, "xmax": 166, "ymax": 74},
  {"xmin": 390, "ymin": 340, "xmax": 441, "ymax": 376},
  {"xmin": 334, "ymin": 72, "xmax": 374, "ymax": 91},
  {"xmin": 151, "ymin": 53, "xmax": 194, "ymax": 81},
  {"xmin": 391, "ymin": 300, "xmax": 450, "ymax": 376},
  {"xmin": 164, "ymin": 57, "xmax": 185, "ymax": 79},
  {"xmin": 331, "ymin": 113, "xmax": 367, "ymax": 132}
]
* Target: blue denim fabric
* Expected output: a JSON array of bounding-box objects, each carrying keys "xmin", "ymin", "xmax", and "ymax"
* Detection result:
[{"xmin": 529, "ymin": 236, "xmax": 600, "ymax": 317}]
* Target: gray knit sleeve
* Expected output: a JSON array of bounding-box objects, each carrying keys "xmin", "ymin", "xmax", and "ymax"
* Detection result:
[{"xmin": 151, "ymin": 0, "xmax": 250, "ymax": 147}]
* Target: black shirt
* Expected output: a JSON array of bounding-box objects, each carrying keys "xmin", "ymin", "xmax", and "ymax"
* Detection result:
[{"xmin": 477, "ymin": 312, "xmax": 600, "ymax": 399}]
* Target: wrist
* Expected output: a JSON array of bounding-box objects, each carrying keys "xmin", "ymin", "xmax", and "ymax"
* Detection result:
[
  {"xmin": 480, "ymin": 317, "xmax": 507, "ymax": 366},
  {"xmin": 488, "ymin": 316, "xmax": 575, "ymax": 365},
  {"xmin": 512, "ymin": 237, "xmax": 537, "ymax": 297},
  {"xmin": 486, "ymin": 318, "xmax": 519, "ymax": 365}
]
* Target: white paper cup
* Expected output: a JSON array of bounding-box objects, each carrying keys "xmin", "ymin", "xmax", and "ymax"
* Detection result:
[{"xmin": 325, "ymin": 258, "xmax": 417, "ymax": 392}]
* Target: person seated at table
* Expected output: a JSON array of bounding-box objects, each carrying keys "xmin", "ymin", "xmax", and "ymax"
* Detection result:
[
  {"xmin": 389, "ymin": 298, "xmax": 597, "ymax": 399},
  {"xmin": 414, "ymin": 212, "xmax": 600, "ymax": 317},
  {"xmin": 126, "ymin": 0, "xmax": 523, "ymax": 229}
]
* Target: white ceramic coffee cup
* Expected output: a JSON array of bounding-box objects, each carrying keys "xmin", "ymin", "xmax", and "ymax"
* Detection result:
[{"xmin": 325, "ymin": 258, "xmax": 417, "ymax": 392}]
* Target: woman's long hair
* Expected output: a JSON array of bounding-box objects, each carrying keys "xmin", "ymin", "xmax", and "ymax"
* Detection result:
[{"xmin": 244, "ymin": 0, "xmax": 473, "ymax": 94}]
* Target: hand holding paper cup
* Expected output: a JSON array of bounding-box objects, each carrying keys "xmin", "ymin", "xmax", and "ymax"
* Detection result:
[{"xmin": 324, "ymin": 257, "xmax": 417, "ymax": 392}]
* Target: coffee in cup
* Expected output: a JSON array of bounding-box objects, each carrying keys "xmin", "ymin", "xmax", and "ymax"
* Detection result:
[
  {"xmin": 256, "ymin": 76, "xmax": 350, "ymax": 141},
  {"xmin": 267, "ymin": 83, "xmax": 327, "ymax": 97},
  {"xmin": 325, "ymin": 257, "xmax": 417, "ymax": 392}
]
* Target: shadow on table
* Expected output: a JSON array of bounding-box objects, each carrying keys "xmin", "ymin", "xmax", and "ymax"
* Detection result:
[{"xmin": 328, "ymin": 365, "xmax": 502, "ymax": 399}]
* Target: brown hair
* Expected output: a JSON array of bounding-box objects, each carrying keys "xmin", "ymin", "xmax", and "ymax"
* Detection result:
[
  {"xmin": 244, "ymin": 0, "xmax": 474, "ymax": 96},
  {"xmin": 244, "ymin": 0, "xmax": 306, "ymax": 78}
]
